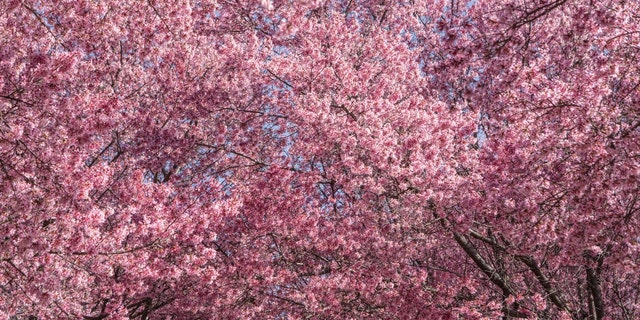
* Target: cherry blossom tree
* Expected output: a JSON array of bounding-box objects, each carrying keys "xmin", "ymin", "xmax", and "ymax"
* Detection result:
[{"xmin": 1, "ymin": 0, "xmax": 639, "ymax": 319}]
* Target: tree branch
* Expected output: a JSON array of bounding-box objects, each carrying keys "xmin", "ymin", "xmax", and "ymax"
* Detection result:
[
  {"xmin": 452, "ymin": 231, "xmax": 516, "ymax": 297},
  {"xmin": 470, "ymin": 227, "xmax": 577, "ymax": 319},
  {"xmin": 515, "ymin": 254, "xmax": 575, "ymax": 319},
  {"xmin": 265, "ymin": 68, "xmax": 294, "ymax": 89},
  {"xmin": 0, "ymin": 94, "xmax": 34, "ymax": 107},
  {"xmin": 586, "ymin": 267, "xmax": 604, "ymax": 320}
]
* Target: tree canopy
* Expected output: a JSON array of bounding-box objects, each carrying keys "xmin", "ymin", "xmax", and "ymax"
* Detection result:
[{"xmin": 1, "ymin": 0, "xmax": 639, "ymax": 319}]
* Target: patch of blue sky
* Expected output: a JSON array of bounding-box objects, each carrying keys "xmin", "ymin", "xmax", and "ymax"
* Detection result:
[{"xmin": 273, "ymin": 45, "xmax": 291, "ymax": 57}]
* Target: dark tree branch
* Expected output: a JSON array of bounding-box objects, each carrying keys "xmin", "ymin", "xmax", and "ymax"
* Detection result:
[
  {"xmin": 469, "ymin": 227, "xmax": 578, "ymax": 319},
  {"xmin": 265, "ymin": 68, "xmax": 294, "ymax": 89},
  {"xmin": 586, "ymin": 267, "xmax": 604, "ymax": 320},
  {"xmin": 0, "ymin": 94, "xmax": 34, "ymax": 107},
  {"xmin": 452, "ymin": 231, "xmax": 516, "ymax": 297},
  {"xmin": 515, "ymin": 254, "xmax": 576, "ymax": 319}
]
